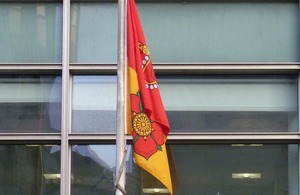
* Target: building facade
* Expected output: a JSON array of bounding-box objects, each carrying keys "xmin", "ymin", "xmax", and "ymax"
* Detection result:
[{"xmin": 0, "ymin": 0, "xmax": 299, "ymax": 194}]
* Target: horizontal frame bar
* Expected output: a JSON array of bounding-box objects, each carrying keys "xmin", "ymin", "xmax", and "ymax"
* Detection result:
[
  {"xmin": 69, "ymin": 63, "xmax": 300, "ymax": 74},
  {"xmin": 0, "ymin": 63, "xmax": 297, "ymax": 74},
  {"xmin": 0, "ymin": 133, "xmax": 61, "ymax": 143},
  {"xmin": 167, "ymin": 133, "xmax": 300, "ymax": 143},
  {"xmin": 0, "ymin": 64, "xmax": 62, "ymax": 73}
]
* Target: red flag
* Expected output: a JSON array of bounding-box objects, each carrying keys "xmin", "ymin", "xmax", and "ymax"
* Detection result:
[{"xmin": 127, "ymin": 0, "xmax": 173, "ymax": 193}]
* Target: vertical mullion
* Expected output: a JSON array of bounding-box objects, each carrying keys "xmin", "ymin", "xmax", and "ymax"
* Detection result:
[
  {"xmin": 297, "ymin": 70, "xmax": 300, "ymax": 195},
  {"xmin": 61, "ymin": 0, "xmax": 71, "ymax": 193},
  {"xmin": 297, "ymin": 3, "xmax": 300, "ymax": 195},
  {"xmin": 298, "ymin": 71, "xmax": 300, "ymax": 195}
]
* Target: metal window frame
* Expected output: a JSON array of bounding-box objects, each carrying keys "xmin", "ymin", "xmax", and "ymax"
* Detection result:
[{"xmin": 0, "ymin": 0, "xmax": 299, "ymax": 194}]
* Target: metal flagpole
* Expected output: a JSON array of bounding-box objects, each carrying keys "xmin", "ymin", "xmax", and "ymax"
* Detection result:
[{"xmin": 115, "ymin": 0, "xmax": 127, "ymax": 193}]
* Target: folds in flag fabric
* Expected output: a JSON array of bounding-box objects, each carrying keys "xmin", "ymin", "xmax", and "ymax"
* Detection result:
[{"xmin": 127, "ymin": 0, "xmax": 173, "ymax": 194}]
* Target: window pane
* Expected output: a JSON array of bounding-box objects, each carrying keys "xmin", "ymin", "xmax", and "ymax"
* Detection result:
[
  {"xmin": 0, "ymin": 145, "xmax": 61, "ymax": 195},
  {"xmin": 70, "ymin": 3, "xmax": 118, "ymax": 63},
  {"xmin": 71, "ymin": 145, "xmax": 115, "ymax": 194},
  {"xmin": 0, "ymin": 75, "xmax": 62, "ymax": 133},
  {"xmin": 138, "ymin": 1, "xmax": 299, "ymax": 62},
  {"xmin": 0, "ymin": 3, "xmax": 62, "ymax": 63},
  {"xmin": 126, "ymin": 144, "xmax": 299, "ymax": 195},
  {"xmin": 72, "ymin": 75, "xmax": 117, "ymax": 133},
  {"xmin": 158, "ymin": 75, "xmax": 297, "ymax": 132}
]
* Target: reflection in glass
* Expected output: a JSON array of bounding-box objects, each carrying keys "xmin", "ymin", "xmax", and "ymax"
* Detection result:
[
  {"xmin": 72, "ymin": 76, "xmax": 117, "ymax": 133},
  {"xmin": 126, "ymin": 144, "xmax": 299, "ymax": 195},
  {"xmin": 138, "ymin": 1, "xmax": 299, "ymax": 62},
  {"xmin": 71, "ymin": 145, "xmax": 116, "ymax": 195},
  {"xmin": 0, "ymin": 145, "xmax": 61, "ymax": 195},
  {"xmin": 70, "ymin": 3, "xmax": 117, "ymax": 63},
  {"xmin": 0, "ymin": 75, "xmax": 62, "ymax": 133},
  {"xmin": 0, "ymin": 3, "xmax": 62, "ymax": 63},
  {"xmin": 158, "ymin": 75, "xmax": 298, "ymax": 132}
]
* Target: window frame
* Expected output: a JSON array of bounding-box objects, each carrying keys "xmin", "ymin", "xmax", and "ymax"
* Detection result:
[{"xmin": 0, "ymin": 0, "xmax": 299, "ymax": 194}]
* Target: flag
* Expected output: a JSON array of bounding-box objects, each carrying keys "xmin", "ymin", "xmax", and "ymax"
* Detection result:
[{"xmin": 127, "ymin": 0, "xmax": 173, "ymax": 194}]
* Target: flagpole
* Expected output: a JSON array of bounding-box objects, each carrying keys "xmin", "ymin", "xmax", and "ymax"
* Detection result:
[{"xmin": 116, "ymin": 0, "xmax": 127, "ymax": 193}]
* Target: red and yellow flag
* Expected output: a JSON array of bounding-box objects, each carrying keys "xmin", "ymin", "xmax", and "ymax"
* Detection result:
[{"xmin": 127, "ymin": 0, "xmax": 173, "ymax": 194}]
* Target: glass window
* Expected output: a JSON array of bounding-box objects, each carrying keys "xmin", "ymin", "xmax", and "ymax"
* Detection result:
[
  {"xmin": 71, "ymin": 145, "xmax": 116, "ymax": 195},
  {"xmin": 72, "ymin": 75, "xmax": 117, "ymax": 133},
  {"xmin": 158, "ymin": 75, "xmax": 298, "ymax": 132},
  {"xmin": 0, "ymin": 145, "xmax": 61, "ymax": 195},
  {"xmin": 0, "ymin": 3, "xmax": 62, "ymax": 63},
  {"xmin": 0, "ymin": 75, "xmax": 62, "ymax": 133},
  {"xmin": 126, "ymin": 144, "xmax": 299, "ymax": 195},
  {"xmin": 70, "ymin": 2, "xmax": 118, "ymax": 63},
  {"xmin": 138, "ymin": 0, "xmax": 299, "ymax": 62}
]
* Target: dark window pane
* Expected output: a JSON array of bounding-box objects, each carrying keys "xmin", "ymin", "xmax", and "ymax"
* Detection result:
[
  {"xmin": 0, "ymin": 75, "xmax": 62, "ymax": 133},
  {"xmin": 126, "ymin": 144, "xmax": 299, "ymax": 195},
  {"xmin": 71, "ymin": 145, "xmax": 115, "ymax": 195},
  {"xmin": 167, "ymin": 111, "xmax": 295, "ymax": 132},
  {"xmin": 0, "ymin": 145, "xmax": 61, "ymax": 195},
  {"xmin": 158, "ymin": 75, "xmax": 298, "ymax": 132}
]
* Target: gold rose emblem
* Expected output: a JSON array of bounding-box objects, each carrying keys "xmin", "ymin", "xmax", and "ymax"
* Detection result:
[{"xmin": 132, "ymin": 112, "xmax": 154, "ymax": 140}]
